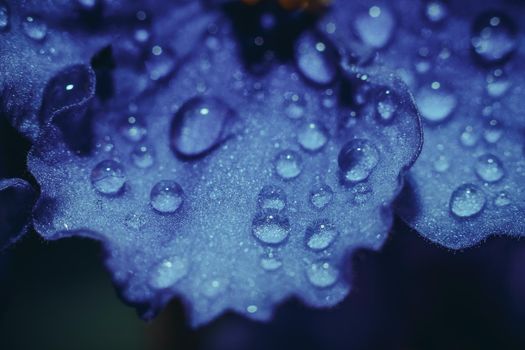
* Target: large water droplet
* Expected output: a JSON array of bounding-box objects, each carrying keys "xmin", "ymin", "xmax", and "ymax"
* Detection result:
[
  {"xmin": 307, "ymin": 260, "xmax": 339, "ymax": 288},
  {"xmin": 252, "ymin": 211, "xmax": 290, "ymax": 245},
  {"xmin": 171, "ymin": 96, "xmax": 236, "ymax": 159},
  {"xmin": 450, "ymin": 184, "xmax": 486, "ymax": 218},
  {"xmin": 131, "ymin": 144, "xmax": 155, "ymax": 168},
  {"xmin": 294, "ymin": 31, "xmax": 338, "ymax": 86},
  {"xmin": 475, "ymin": 154, "xmax": 505, "ymax": 182},
  {"xmin": 22, "ymin": 16, "xmax": 47, "ymax": 41},
  {"xmin": 150, "ymin": 180, "xmax": 184, "ymax": 214},
  {"xmin": 149, "ymin": 257, "xmax": 188, "ymax": 289},
  {"xmin": 416, "ymin": 82, "xmax": 457, "ymax": 123},
  {"xmin": 90, "ymin": 160, "xmax": 126, "ymax": 195},
  {"xmin": 297, "ymin": 122, "xmax": 328, "ymax": 152},
  {"xmin": 257, "ymin": 185, "xmax": 286, "ymax": 211},
  {"xmin": 274, "ymin": 150, "xmax": 303, "ymax": 180},
  {"xmin": 309, "ymin": 184, "xmax": 334, "ymax": 210},
  {"xmin": 305, "ymin": 220, "xmax": 338, "ymax": 251},
  {"xmin": 338, "ymin": 139, "xmax": 379, "ymax": 183},
  {"xmin": 375, "ymin": 89, "xmax": 397, "ymax": 122},
  {"xmin": 145, "ymin": 45, "xmax": 177, "ymax": 81},
  {"xmin": 119, "ymin": 116, "xmax": 147, "ymax": 142},
  {"xmin": 354, "ymin": 5, "xmax": 395, "ymax": 49},
  {"xmin": 0, "ymin": 3, "xmax": 9, "ymax": 31},
  {"xmin": 471, "ymin": 12, "xmax": 517, "ymax": 65}
]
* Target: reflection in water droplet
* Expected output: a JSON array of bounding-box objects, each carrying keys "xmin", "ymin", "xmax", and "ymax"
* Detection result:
[
  {"xmin": 274, "ymin": 150, "xmax": 303, "ymax": 180},
  {"xmin": 171, "ymin": 96, "xmax": 235, "ymax": 158},
  {"xmin": 416, "ymin": 83, "xmax": 457, "ymax": 123},
  {"xmin": 338, "ymin": 139, "xmax": 379, "ymax": 183},
  {"xmin": 91, "ymin": 160, "xmax": 126, "ymax": 195},
  {"xmin": 297, "ymin": 122, "xmax": 328, "ymax": 152},
  {"xmin": 22, "ymin": 16, "xmax": 47, "ymax": 41},
  {"xmin": 450, "ymin": 184, "xmax": 486, "ymax": 218},
  {"xmin": 149, "ymin": 257, "xmax": 188, "ymax": 289},
  {"xmin": 475, "ymin": 154, "xmax": 505, "ymax": 182},
  {"xmin": 471, "ymin": 12, "xmax": 517, "ymax": 65},
  {"xmin": 252, "ymin": 211, "xmax": 290, "ymax": 245},
  {"xmin": 150, "ymin": 180, "xmax": 184, "ymax": 214},
  {"xmin": 494, "ymin": 191, "xmax": 511, "ymax": 207},
  {"xmin": 309, "ymin": 184, "xmax": 334, "ymax": 210},
  {"xmin": 131, "ymin": 144, "xmax": 155, "ymax": 168},
  {"xmin": 257, "ymin": 185, "xmax": 286, "ymax": 211},
  {"xmin": 307, "ymin": 260, "xmax": 339, "ymax": 288},
  {"xmin": 354, "ymin": 5, "xmax": 395, "ymax": 49},
  {"xmin": 294, "ymin": 31, "xmax": 338, "ymax": 86},
  {"xmin": 483, "ymin": 119, "xmax": 503, "ymax": 143},
  {"xmin": 305, "ymin": 220, "xmax": 338, "ymax": 251}
]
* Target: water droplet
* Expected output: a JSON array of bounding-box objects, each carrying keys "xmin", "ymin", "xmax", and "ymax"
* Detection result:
[
  {"xmin": 0, "ymin": 3, "xmax": 9, "ymax": 31},
  {"xmin": 150, "ymin": 180, "xmax": 184, "ymax": 214},
  {"xmin": 252, "ymin": 211, "xmax": 290, "ymax": 245},
  {"xmin": 494, "ymin": 191, "xmax": 511, "ymax": 207},
  {"xmin": 375, "ymin": 90, "xmax": 397, "ymax": 122},
  {"xmin": 294, "ymin": 31, "xmax": 338, "ymax": 86},
  {"xmin": 119, "ymin": 116, "xmax": 147, "ymax": 142},
  {"xmin": 450, "ymin": 184, "xmax": 486, "ymax": 218},
  {"xmin": 246, "ymin": 305, "xmax": 258, "ymax": 313},
  {"xmin": 338, "ymin": 139, "xmax": 379, "ymax": 183},
  {"xmin": 283, "ymin": 93, "xmax": 306, "ymax": 119},
  {"xmin": 424, "ymin": 1, "xmax": 448, "ymax": 23},
  {"xmin": 416, "ymin": 83, "xmax": 457, "ymax": 123},
  {"xmin": 475, "ymin": 154, "xmax": 505, "ymax": 182},
  {"xmin": 307, "ymin": 260, "xmax": 339, "ymax": 288},
  {"xmin": 171, "ymin": 96, "xmax": 236, "ymax": 159},
  {"xmin": 309, "ymin": 184, "xmax": 334, "ymax": 210},
  {"xmin": 471, "ymin": 12, "xmax": 517, "ymax": 65},
  {"xmin": 486, "ymin": 69, "xmax": 510, "ymax": 98},
  {"xmin": 260, "ymin": 256, "xmax": 283, "ymax": 271},
  {"xmin": 459, "ymin": 125, "xmax": 480, "ymax": 147},
  {"xmin": 433, "ymin": 155, "xmax": 450, "ymax": 172},
  {"xmin": 354, "ymin": 5, "xmax": 395, "ymax": 49},
  {"xmin": 145, "ymin": 45, "xmax": 177, "ymax": 81},
  {"xmin": 131, "ymin": 144, "xmax": 155, "ymax": 168},
  {"xmin": 149, "ymin": 257, "xmax": 188, "ymax": 289},
  {"xmin": 483, "ymin": 119, "xmax": 503, "ymax": 143},
  {"xmin": 305, "ymin": 220, "xmax": 338, "ymax": 251},
  {"xmin": 257, "ymin": 185, "xmax": 286, "ymax": 211},
  {"xmin": 274, "ymin": 150, "xmax": 303, "ymax": 180},
  {"xmin": 22, "ymin": 16, "xmax": 47, "ymax": 41},
  {"xmin": 297, "ymin": 122, "xmax": 328, "ymax": 152},
  {"xmin": 90, "ymin": 160, "xmax": 126, "ymax": 195}
]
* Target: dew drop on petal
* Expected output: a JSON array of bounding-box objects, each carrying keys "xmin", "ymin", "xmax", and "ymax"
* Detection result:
[
  {"xmin": 90, "ymin": 160, "xmax": 126, "ymax": 195},
  {"xmin": 459, "ymin": 125, "xmax": 480, "ymax": 147},
  {"xmin": 145, "ymin": 45, "xmax": 177, "ymax": 81},
  {"xmin": 424, "ymin": 0, "xmax": 448, "ymax": 23},
  {"xmin": 294, "ymin": 32, "xmax": 338, "ymax": 86},
  {"xmin": 433, "ymin": 155, "xmax": 450, "ymax": 172},
  {"xmin": 494, "ymin": 191, "xmax": 511, "ymax": 207},
  {"xmin": 305, "ymin": 220, "xmax": 338, "ymax": 251},
  {"xmin": 257, "ymin": 185, "xmax": 286, "ymax": 211},
  {"xmin": 131, "ymin": 144, "xmax": 155, "ymax": 168},
  {"xmin": 119, "ymin": 116, "xmax": 147, "ymax": 142},
  {"xmin": 274, "ymin": 150, "xmax": 303, "ymax": 180},
  {"xmin": 149, "ymin": 257, "xmax": 188, "ymax": 290},
  {"xmin": 375, "ymin": 89, "xmax": 397, "ymax": 122},
  {"xmin": 283, "ymin": 93, "xmax": 306, "ymax": 119},
  {"xmin": 309, "ymin": 184, "xmax": 334, "ymax": 210},
  {"xmin": 354, "ymin": 5, "xmax": 395, "ymax": 49},
  {"xmin": 415, "ymin": 83, "xmax": 457, "ymax": 123},
  {"xmin": 0, "ymin": 3, "xmax": 9, "ymax": 31},
  {"xmin": 297, "ymin": 122, "xmax": 328, "ymax": 152},
  {"xmin": 22, "ymin": 16, "xmax": 47, "ymax": 41},
  {"xmin": 252, "ymin": 211, "xmax": 290, "ymax": 245},
  {"xmin": 486, "ymin": 69, "xmax": 510, "ymax": 98},
  {"xmin": 475, "ymin": 154, "xmax": 505, "ymax": 182},
  {"xmin": 260, "ymin": 255, "xmax": 283, "ymax": 271},
  {"xmin": 338, "ymin": 139, "xmax": 379, "ymax": 184},
  {"xmin": 471, "ymin": 12, "xmax": 517, "ymax": 65},
  {"xmin": 483, "ymin": 119, "xmax": 503, "ymax": 144},
  {"xmin": 306, "ymin": 260, "xmax": 339, "ymax": 288},
  {"xmin": 450, "ymin": 184, "xmax": 486, "ymax": 218},
  {"xmin": 150, "ymin": 180, "xmax": 184, "ymax": 214}
]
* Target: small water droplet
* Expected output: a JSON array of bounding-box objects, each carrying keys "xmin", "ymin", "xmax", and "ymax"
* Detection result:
[
  {"xmin": 274, "ymin": 150, "xmax": 303, "ymax": 180},
  {"xmin": 149, "ymin": 257, "xmax": 188, "ymax": 289},
  {"xmin": 307, "ymin": 260, "xmax": 339, "ymax": 288},
  {"xmin": 260, "ymin": 255, "xmax": 283, "ymax": 271},
  {"xmin": 471, "ymin": 12, "xmax": 517, "ymax": 65},
  {"xmin": 171, "ymin": 96, "xmax": 236, "ymax": 159},
  {"xmin": 283, "ymin": 93, "xmax": 306, "ymax": 119},
  {"xmin": 0, "ymin": 3, "xmax": 9, "ymax": 31},
  {"xmin": 338, "ymin": 139, "xmax": 379, "ymax": 183},
  {"xmin": 252, "ymin": 211, "xmax": 290, "ymax": 245},
  {"xmin": 486, "ymin": 69, "xmax": 510, "ymax": 98},
  {"xmin": 416, "ymin": 83, "xmax": 457, "ymax": 123},
  {"xmin": 119, "ymin": 116, "xmax": 147, "ymax": 142},
  {"xmin": 294, "ymin": 31, "xmax": 338, "ymax": 86},
  {"xmin": 309, "ymin": 184, "xmax": 334, "ymax": 210},
  {"xmin": 297, "ymin": 122, "xmax": 328, "ymax": 152},
  {"xmin": 375, "ymin": 89, "xmax": 398, "ymax": 122},
  {"xmin": 459, "ymin": 125, "xmax": 480, "ymax": 147},
  {"xmin": 494, "ymin": 191, "xmax": 511, "ymax": 207},
  {"xmin": 257, "ymin": 185, "xmax": 286, "ymax": 211},
  {"xmin": 145, "ymin": 45, "xmax": 177, "ymax": 81},
  {"xmin": 90, "ymin": 160, "xmax": 126, "ymax": 195},
  {"xmin": 305, "ymin": 220, "xmax": 338, "ymax": 251},
  {"xmin": 483, "ymin": 119, "xmax": 503, "ymax": 143},
  {"xmin": 433, "ymin": 155, "xmax": 450, "ymax": 172},
  {"xmin": 22, "ymin": 16, "xmax": 47, "ymax": 41},
  {"xmin": 424, "ymin": 1, "xmax": 448, "ymax": 23},
  {"xmin": 450, "ymin": 184, "xmax": 486, "ymax": 218},
  {"xmin": 150, "ymin": 180, "xmax": 184, "ymax": 214},
  {"xmin": 475, "ymin": 154, "xmax": 505, "ymax": 182},
  {"xmin": 131, "ymin": 144, "xmax": 155, "ymax": 168},
  {"xmin": 354, "ymin": 5, "xmax": 395, "ymax": 49}
]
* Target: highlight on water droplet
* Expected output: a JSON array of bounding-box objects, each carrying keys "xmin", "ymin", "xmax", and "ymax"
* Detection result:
[
  {"xmin": 90, "ymin": 159, "xmax": 126, "ymax": 195},
  {"xmin": 338, "ymin": 139, "xmax": 379, "ymax": 184},
  {"xmin": 252, "ymin": 211, "xmax": 290, "ymax": 245},
  {"xmin": 449, "ymin": 183, "xmax": 486, "ymax": 218},
  {"xmin": 150, "ymin": 180, "xmax": 184, "ymax": 214},
  {"xmin": 305, "ymin": 220, "xmax": 338, "ymax": 251},
  {"xmin": 306, "ymin": 260, "xmax": 339, "ymax": 288},
  {"xmin": 274, "ymin": 150, "xmax": 303, "ymax": 180}
]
